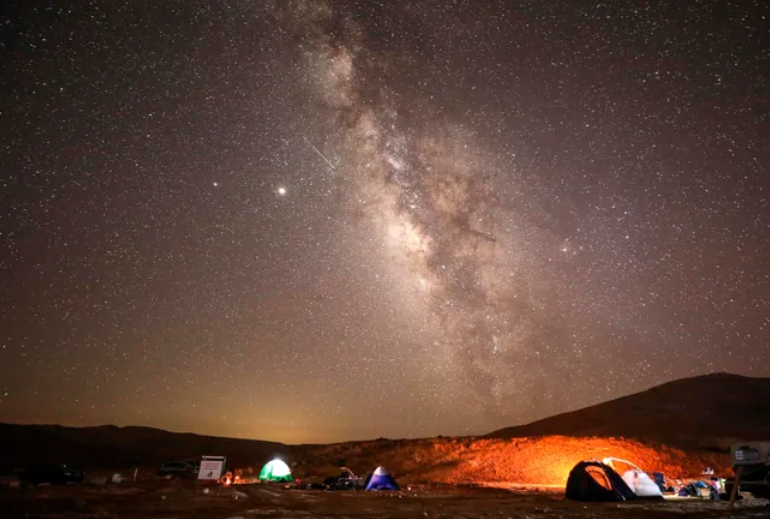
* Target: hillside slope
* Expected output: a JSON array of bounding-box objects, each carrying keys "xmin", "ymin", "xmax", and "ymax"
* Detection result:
[
  {"xmin": 3, "ymin": 373, "xmax": 764, "ymax": 484},
  {"xmin": 286, "ymin": 435, "xmax": 731, "ymax": 486},
  {"xmin": 0, "ymin": 422, "xmax": 732, "ymax": 485},
  {"xmin": 487, "ymin": 373, "xmax": 770, "ymax": 446},
  {"xmin": 0, "ymin": 423, "xmax": 287, "ymax": 468}
]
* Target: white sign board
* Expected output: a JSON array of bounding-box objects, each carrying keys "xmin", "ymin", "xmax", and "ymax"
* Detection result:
[{"xmin": 197, "ymin": 455, "xmax": 226, "ymax": 482}]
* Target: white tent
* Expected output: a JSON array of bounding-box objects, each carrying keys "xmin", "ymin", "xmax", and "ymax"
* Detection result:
[
  {"xmin": 602, "ymin": 457, "xmax": 663, "ymax": 499},
  {"xmin": 622, "ymin": 470, "xmax": 663, "ymax": 498}
]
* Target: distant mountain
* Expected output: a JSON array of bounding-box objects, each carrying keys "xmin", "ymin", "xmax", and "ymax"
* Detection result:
[
  {"xmin": 3, "ymin": 373, "xmax": 766, "ymax": 476},
  {"xmin": 487, "ymin": 373, "xmax": 770, "ymax": 447},
  {"xmin": 0, "ymin": 423, "xmax": 287, "ymax": 469}
]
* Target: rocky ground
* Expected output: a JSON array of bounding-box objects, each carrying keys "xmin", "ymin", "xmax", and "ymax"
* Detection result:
[{"xmin": 1, "ymin": 479, "xmax": 768, "ymax": 519}]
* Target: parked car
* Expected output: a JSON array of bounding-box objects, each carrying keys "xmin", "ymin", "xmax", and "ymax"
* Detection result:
[
  {"xmin": 20, "ymin": 463, "xmax": 85, "ymax": 485},
  {"xmin": 181, "ymin": 458, "xmax": 201, "ymax": 471},
  {"xmin": 158, "ymin": 460, "xmax": 199, "ymax": 479},
  {"xmin": 725, "ymin": 442, "xmax": 770, "ymax": 499}
]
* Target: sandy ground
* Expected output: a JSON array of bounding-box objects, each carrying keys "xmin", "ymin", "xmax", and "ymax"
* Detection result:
[{"xmin": 1, "ymin": 479, "xmax": 768, "ymax": 519}]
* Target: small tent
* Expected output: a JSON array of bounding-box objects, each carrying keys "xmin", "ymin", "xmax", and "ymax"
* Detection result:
[
  {"xmin": 364, "ymin": 466, "xmax": 400, "ymax": 491},
  {"xmin": 621, "ymin": 470, "xmax": 664, "ymax": 499},
  {"xmin": 259, "ymin": 459, "xmax": 293, "ymax": 482},
  {"xmin": 565, "ymin": 461, "xmax": 637, "ymax": 502}
]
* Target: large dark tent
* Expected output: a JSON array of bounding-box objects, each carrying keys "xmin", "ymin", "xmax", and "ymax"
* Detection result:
[{"xmin": 565, "ymin": 460, "xmax": 637, "ymax": 502}]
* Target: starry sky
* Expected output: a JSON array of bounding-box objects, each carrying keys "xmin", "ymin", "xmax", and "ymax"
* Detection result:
[{"xmin": 1, "ymin": 0, "xmax": 769, "ymax": 444}]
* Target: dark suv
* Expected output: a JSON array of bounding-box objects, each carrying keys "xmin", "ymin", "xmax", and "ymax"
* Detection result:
[
  {"xmin": 725, "ymin": 442, "xmax": 770, "ymax": 499},
  {"xmin": 158, "ymin": 460, "xmax": 198, "ymax": 479},
  {"xmin": 20, "ymin": 463, "xmax": 85, "ymax": 485}
]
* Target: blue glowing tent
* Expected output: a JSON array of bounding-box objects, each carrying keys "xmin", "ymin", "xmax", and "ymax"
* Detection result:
[{"xmin": 364, "ymin": 466, "xmax": 400, "ymax": 491}]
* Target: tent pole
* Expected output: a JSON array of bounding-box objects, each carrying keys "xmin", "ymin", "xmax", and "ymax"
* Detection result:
[
  {"xmin": 603, "ymin": 457, "xmax": 644, "ymax": 473},
  {"xmin": 728, "ymin": 466, "xmax": 742, "ymax": 512}
]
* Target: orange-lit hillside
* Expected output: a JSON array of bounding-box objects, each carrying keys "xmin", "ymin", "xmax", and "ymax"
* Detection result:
[
  {"xmin": 291, "ymin": 435, "xmax": 731, "ymax": 487},
  {"xmin": 417, "ymin": 436, "xmax": 730, "ymax": 486}
]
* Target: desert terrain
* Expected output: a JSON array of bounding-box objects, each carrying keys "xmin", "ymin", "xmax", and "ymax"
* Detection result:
[
  {"xmin": 1, "ymin": 477, "xmax": 769, "ymax": 519},
  {"xmin": 1, "ymin": 374, "xmax": 769, "ymax": 518}
]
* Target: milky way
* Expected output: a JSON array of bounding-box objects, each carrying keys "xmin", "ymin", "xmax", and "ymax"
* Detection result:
[
  {"xmin": 1, "ymin": 0, "xmax": 768, "ymax": 442},
  {"xmin": 275, "ymin": 0, "xmax": 565, "ymax": 411}
]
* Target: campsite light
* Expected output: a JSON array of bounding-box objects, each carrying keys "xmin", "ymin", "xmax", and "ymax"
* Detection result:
[{"xmin": 220, "ymin": 470, "xmax": 235, "ymax": 486}]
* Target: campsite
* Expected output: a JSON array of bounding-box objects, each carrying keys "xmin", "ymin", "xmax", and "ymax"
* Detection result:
[
  {"xmin": 1, "ymin": 469, "xmax": 768, "ymax": 519},
  {"xmin": 1, "ymin": 374, "xmax": 769, "ymax": 518}
]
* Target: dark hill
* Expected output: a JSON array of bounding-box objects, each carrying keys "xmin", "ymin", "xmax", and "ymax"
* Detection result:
[
  {"xmin": 487, "ymin": 373, "xmax": 770, "ymax": 447},
  {"xmin": 0, "ymin": 423, "xmax": 287, "ymax": 469},
  {"xmin": 3, "ymin": 373, "xmax": 767, "ymax": 471}
]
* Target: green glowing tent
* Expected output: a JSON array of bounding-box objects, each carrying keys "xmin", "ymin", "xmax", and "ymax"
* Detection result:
[{"xmin": 259, "ymin": 459, "xmax": 293, "ymax": 482}]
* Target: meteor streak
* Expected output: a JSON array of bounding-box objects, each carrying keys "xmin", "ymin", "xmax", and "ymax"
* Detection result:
[{"xmin": 303, "ymin": 136, "xmax": 337, "ymax": 171}]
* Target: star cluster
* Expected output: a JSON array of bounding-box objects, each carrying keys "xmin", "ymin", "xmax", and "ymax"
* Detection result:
[{"xmin": 1, "ymin": 0, "xmax": 768, "ymax": 443}]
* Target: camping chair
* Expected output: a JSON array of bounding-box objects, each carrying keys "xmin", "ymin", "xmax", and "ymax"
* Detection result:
[{"xmin": 653, "ymin": 473, "xmax": 666, "ymax": 492}]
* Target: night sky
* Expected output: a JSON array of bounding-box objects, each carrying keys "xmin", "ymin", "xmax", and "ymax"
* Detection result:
[{"xmin": 1, "ymin": 0, "xmax": 769, "ymax": 444}]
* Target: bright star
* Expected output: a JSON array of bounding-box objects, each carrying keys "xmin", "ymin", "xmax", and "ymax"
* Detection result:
[{"xmin": 277, "ymin": 186, "xmax": 287, "ymax": 196}]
